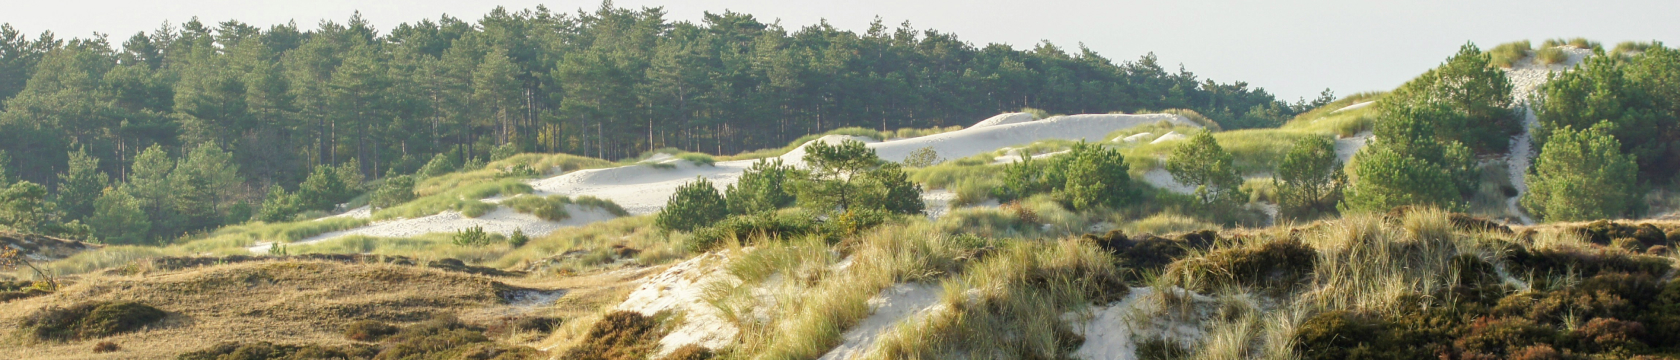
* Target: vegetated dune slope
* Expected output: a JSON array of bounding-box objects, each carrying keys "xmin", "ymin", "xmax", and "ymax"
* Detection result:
[
  {"xmin": 1504, "ymin": 47, "xmax": 1594, "ymax": 224},
  {"xmin": 287, "ymin": 113, "xmax": 1196, "ymax": 248},
  {"xmin": 533, "ymin": 112, "xmax": 1194, "ymax": 215}
]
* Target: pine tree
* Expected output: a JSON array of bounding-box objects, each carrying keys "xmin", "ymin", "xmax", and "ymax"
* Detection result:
[
  {"xmin": 123, "ymin": 144, "xmax": 180, "ymax": 237},
  {"xmin": 1061, "ymin": 141, "xmax": 1138, "ymax": 211},
  {"xmin": 1274, "ymin": 136, "xmax": 1344, "ymax": 220},
  {"xmin": 656, "ymin": 177, "xmax": 726, "ymax": 232},
  {"xmin": 169, "ymin": 141, "xmax": 243, "ymax": 232},
  {"xmin": 725, "ymin": 158, "xmax": 793, "ymax": 215},
  {"xmin": 1167, "ymin": 131, "xmax": 1243, "ymax": 205},
  {"xmin": 56, "ymin": 148, "xmax": 108, "ymax": 220},
  {"xmin": 1522, "ymin": 121, "xmax": 1641, "ymax": 222},
  {"xmin": 90, "ymin": 187, "xmax": 151, "ymax": 244}
]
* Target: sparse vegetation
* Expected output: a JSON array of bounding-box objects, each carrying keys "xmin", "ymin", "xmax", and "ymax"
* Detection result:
[{"xmin": 1489, "ymin": 40, "xmax": 1532, "ymax": 68}]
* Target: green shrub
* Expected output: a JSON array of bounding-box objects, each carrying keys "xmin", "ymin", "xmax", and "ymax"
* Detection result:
[
  {"xmin": 1522, "ymin": 122, "xmax": 1641, "ymax": 222},
  {"xmin": 656, "ymin": 177, "xmax": 727, "ymax": 232},
  {"xmin": 1536, "ymin": 47, "xmax": 1680, "ymax": 183},
  {"xmin": 452, "ymin": 226, "xmax": 497, "ymax": 247},
  {"xmin": 726, "ymin": 159, "xmax": 795, "ymax": 215},
  {"xmin": 1275, "ymin": 135, "xmax": 1345, "ymax": 221},
  {"xmin": 418, "ymin": 153, "xmax": 458, "ymax": 178},
  {"xmin": 1380, "ymin": 43, "xmax": 1520, "ymax": 154},
  {"xmin": 21, "ymin": 301, "xmax": 166, "ymax": 341},
  {"xmin": 508, "ymin": 230, "xmax": 530, "ymax": 247},
  {"xmin": 857, "ymin": 163, "xmax": 924, "ymax": 215},
  {"xmin": 902, "ymin": 146, "xmax": 943, "ymax": 168},
  {"xmin": 688, "ymin": 211, "xmax": 820, "ymax": 251},
  {"xmin": 1613, "ymin": 41, "xmax": 1652, "ymax": 54},
  {"xmin": 1061, "ymin": 141, "xmax": 1139, "ymax": 211},
  {"xmin": 369, "ymin": 175, "xmax": 417, "ymax": 209},
  {"xmin": 1167, "ymin": 131, "xmax": 1245, "ymax": 206}
]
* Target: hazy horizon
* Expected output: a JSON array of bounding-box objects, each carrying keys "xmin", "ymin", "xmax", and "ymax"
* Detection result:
[{"xmin": 5, "ymin": 0, "xmax": 1676, "ymax": 102}]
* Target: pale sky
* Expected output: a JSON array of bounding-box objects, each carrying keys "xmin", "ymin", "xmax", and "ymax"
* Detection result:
[{"xmin": 2, "ymin": 0, "xmax": 1675, "ymax": 101}]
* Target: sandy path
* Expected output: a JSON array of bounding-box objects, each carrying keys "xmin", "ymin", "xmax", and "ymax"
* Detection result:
[
  {"xmin": 818, "ymin": 283, "xmax": 945, "ymax": 360},
  {"xmin": 1502, "ymin": 47, "xmax": 1593, "ymax": 225}
]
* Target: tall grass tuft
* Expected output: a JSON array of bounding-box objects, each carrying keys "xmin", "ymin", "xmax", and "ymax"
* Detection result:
[
  {"xmin": 1488, "ymin": 41, "xmax": 1532, "ymax": 68},
  {"xmin": 1536, "ymin": 46, "xmax": 1570, "ymax": 65}
]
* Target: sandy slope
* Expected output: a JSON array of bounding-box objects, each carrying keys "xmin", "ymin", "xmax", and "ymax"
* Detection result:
[
  {"xmin": 247, "ymin": 203, "xmax": 619, "ymax": 253},
  {"xmin": 616, "ymin": 252, "xmax": 740, "ymax": 357},
  {"xmin": 818, "ymin": 283, "xmax": 945, "ymax": 360},
  {"xmin": 1503, "ymin": 47, "xmax": 1594, "ymax": 224}
]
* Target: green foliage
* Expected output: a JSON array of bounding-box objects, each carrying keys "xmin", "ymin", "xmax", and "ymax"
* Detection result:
[
  {"xmin": 503, "ymin": 195, "xmax": 573, "ymax": 221},
  {"xmin": 1489, "ymin": 40, "xmax": 1532, "ymax": 68},
  {"xmin": 857, "ymin": 163, "xmax": 925, "ymax": 215},
  {"xmin": 1062, "ymin": 141, "xmax": 1139, "ymax": 211},
  {"xmin": 1536, "ymin": 46, "xmax": 1569, "ymax": 65},
  {"xmin": 1543, "ymin": 37, "xmax": 1601, "ymax": 50},
  {"xmin": 418, "ymin": 152, "xmax": 458, "ymax": 178},
  {"xmin": 0, "ymin": 150, "xmax": 11, "ymax": 185},
  {"xmin": 0, "ymin": 181, "xmax": 54, "ymax": 233},
  {"xmin": 55, "ymin": 148, "xmax": 107, "ymax": 220},
  {"xmin": 1275, "ymin": 135, "xmax": 1345, "ymax": 220},
  {"xmin": 1379, "ymin": 43, "xmax": 1520, "ymax": 154},
  {"xmin": 687, "ymin": 210, "xmax": 821, "ymax": 252},
  {"xmin": 491, "ymin": 142, "xmax": 520, "ymax": 161},
  {"xmin": 369, "ymin": 174, "xmax": 416, "ymax": 209},
  {"xmin": 1342, "ymin": 147, "xmax": 1463, "ymax": 212},
  {"xmin": 451, "ymin": 225, "xmax": 496, "ymax": 247},
  {"xmin": 1613, "ymin": 41, "xmax": 1653, "ymax": 54},
  {"xmin": 902, "ymin": 146, "xmax": 943, "ymax": 168},
  {"xmin": 295, "ymin": 161, "xmax": 363, "ymax": 212},
  {"xmin": 1167, "ymin": 131, "xmax": 1244, "ymax": 206},
  {"xmin": 20, "ymin": 301, "xmax": 166, "ymax": 341},
  {"xmin": 1523, "ymin": 122, "xmax": 1641, "ymax": 222},
  {"xmin": 574, "ymin": 195, "xmax": 629, "ymax": 217},
  {"xmin": 656, "ymin": 177, "xmax": 727, "ymax": 232},
  {"xmin": 508, "ymin": 229, "xmax": 529, "ymax": 247},
  {"xmin": 1537, "ymin": 46, "xmax": 1680, "ymax": 183},
  {"xmin": 726, "ymin": 158, "xmax": 794, "ymax": 215},
  {"xmin": 1345, "ymin": 101, "xmax": 1477, "ymax": 213},
  {"xmin": 677, "ymin": 153, "xmax": 715, "ymax": 166},
  {"xmin": 167, "ymin": 142, "xmax": 245, "ymax": 233},
  {"xmin": 89, "ymin": 187, "xmax": 151, "ymax": 245},
  {"xmin": 793, "ymin": 139, "xmax": 881, "ymax": 211},
  {"xmin": 997, "ymin": 153, "xmax": 1065, "ymax": 202},
  {"xmin": 256, "ymin": 185, "xmax": 300, "ymax": 223}
]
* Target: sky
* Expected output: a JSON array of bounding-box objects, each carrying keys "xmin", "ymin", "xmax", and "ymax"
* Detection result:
[{"xmin": 3, "ymin": 0, "xmax": 1675, "ymax": 102}]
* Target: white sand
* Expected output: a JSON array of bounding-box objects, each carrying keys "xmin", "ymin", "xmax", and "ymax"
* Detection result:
[
  {"xmin": 247, "ymin": 203, "xmax": 620, "ymax": 253},
  {"xmin": 817, "ymin": 283, "xmax": 945, "ymax": 360},
  {"xmin": 969, "ymin": 112, "xmax": 1035, "ymax": 128},
  {"xmin": 1119, "ymin": 132, "xmax": 1154, "ymax": 143},
  {"xmin": 1502, "ymin": 47, "xmax": 1593, "ymax": 225},
  {"xmin": 275, "ymin": 112, "xmax": 1199, "ymax": 252},
  {"xmin": 1072, "ymin": 287, "xmax": 1217, "ymax": 360},
  {"xmin": 1150, "ymin": 131, "xmax": 1188, "ymax": 144},
  {"xmin": 1331, "ymin": 101, "xmax": 1375, "ymax": 114},
  {"xmin": 1335, "ymin": 131, "xmax": 1373, "ymax": 165},
  {"xmin": 617, "ymin": 252, "xmax": 740, "ymax": 357},
  {"xmin": 531, "ymin": 112, "xmax": 1200, "ymax": 217},
  {"xmin": 1141, "ymin": 168, "xmax": 1195, "ymax": 194},
  {"xmin": 992, "ymin": 149, "xmax": 1070, "ymax": 165}
]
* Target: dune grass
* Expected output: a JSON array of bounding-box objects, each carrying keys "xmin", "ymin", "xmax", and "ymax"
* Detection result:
[
  {"xmin": 1613, "ymin": 41, "xmax": 1653, "ymax": 54},
  {"xmin": 717, "ymin": 125, "xmax": 965, "ymax": 161},
  {"xmin": 1489, "ymin": 40, "xmax": 1533, "ymax": 68},
  {"xmin": 1536, "ymin": 46, "xmax": 1570, "ymax": 65},
  {"xmin": 1542, "ymin": 37, "xmax": 1601, "ymax": 51},
  {"xmin": 1120, "ymin": 128, "xmax": 1317, "ymax": 176},
  {"xmin": 374, "ymin": 179, "xmax": 532, "ymax": 220}
]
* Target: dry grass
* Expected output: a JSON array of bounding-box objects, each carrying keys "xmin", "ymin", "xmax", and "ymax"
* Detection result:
[{"xmin": 0, "ymin": 260, "xmax": 540, "ymax": 359}]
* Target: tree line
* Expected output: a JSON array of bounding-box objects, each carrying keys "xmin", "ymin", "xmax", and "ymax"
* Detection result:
[{"xmin": 0, "ymin": 3, "xmax": 1305, "ymax": 202}]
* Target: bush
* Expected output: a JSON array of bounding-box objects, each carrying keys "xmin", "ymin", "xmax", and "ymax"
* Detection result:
[
  {"xmin": 687, "ymin": 211, "xmax": 820, "ymax": 251},
  {"xmin": 726, "ymin": 159, "xmax": 794, "ymax": 215},
  {"xmin": 21, "ymin": 301, "xmax": 166, "ymax": 341},
  {"xmin": 1536, "ymin": 48, "xmax": 1680, "ymax": 183},
  {"xmin": 92, "ymin": 341, "xmax": 120, "ymax": 353},
  {"xmin": 369, "ymin": 175, "xmax": 417, "ymax": 209},
  {"xmin": 508, "ymin": 230, "xmax": 530, "ymax": 247},
  {"xmin": 1061, "ymin": 141, "xmax": 1139, "ymax": 211},
  {"xmin": 1379, "ymin": 43, "xmax": 1520, "ymax": 154},
  {"xmin": 1536, "ymin": 46, "xmax": 1569, "ymax": 65},
  {"xmin": 1523, "ymin": 123, "xmax": 1640, "ymax": 222},
  {"xmin": 418, "ymin": 153, "xmax": 457, "ymax": 178},
  {"xmin": 1275, "ymin": 135, "xmax": 1344, "ymax": 220},
  {"xmin": 1168, "ymin": 238, "xmax": 1316, "ymax": 292},
  {"xmin": 677, "ymin": 153, "xmax": 716, "ymax": 166},
  {"xmin": 902, "ymin": 146, "xmax": 942, "ymax": 168},
  {"xmin": 656, "ymin": 177, "xmax": 727, "ymax": 232},
  {"xmin": 857, "ymin": 163, "xmax": 924, "ymax": 215},
  {"xmin": 344, "ymin": 320, "xmax": 399, "ymax": 341},
  {"xmin": 177, "ymin": 341, "xmax": 375, "ymax": 360},
  {"xmin": 562, "ymin": 311, "xmax": 662, "ymax": 360},
  {"xmin": 660, "ymin": 345, "xmax": 715, "ymax": 360},
  {"xmin": 452, "ymin": 226, "xmax": 497, "ymax": 247}
]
